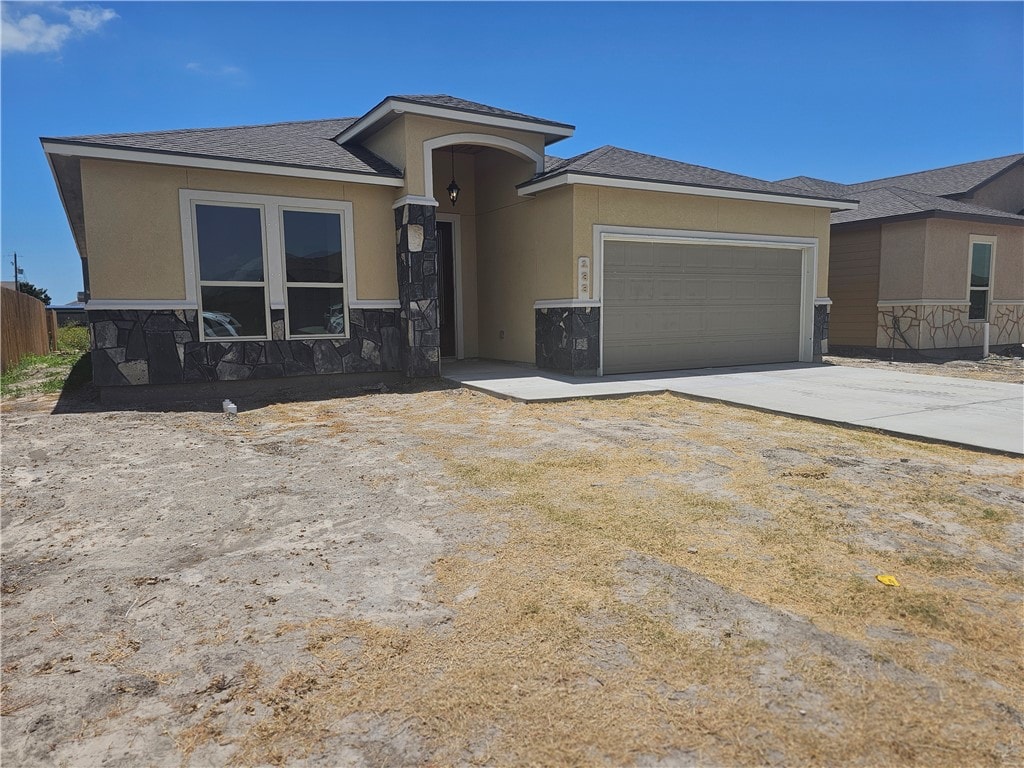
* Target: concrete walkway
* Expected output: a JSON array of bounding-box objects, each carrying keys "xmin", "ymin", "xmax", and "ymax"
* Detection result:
[{"xmin": 442, "ymin": 361, "xmax": 1024, "ymax": 455}]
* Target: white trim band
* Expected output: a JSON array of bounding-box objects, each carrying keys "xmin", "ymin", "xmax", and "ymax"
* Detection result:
[
  {"xmin": 42, "ymin": 141, "xmax": 405, "ymax": 187},
  {"xmin": 877, "ymin": 300, "xmax": 970, "ymax": 307},
  {"xmin": 533, "ymin": 299, "xmax": 602, "ymax": 309},
  {"xmin": 85, "ymin": 300, "xmax": 197, "ymax": 311},
  {"xmin": 814, "ymin": 297, "xmax": 833, "ymax": 306},
  {"xmin": 349, "ymin": 299, "xmax": 401, "ymax": 309},
  {"xmin": 519, "ymin": 172, "xmax": 857, "ymax": 210},
  {"xmin": 392, "ymin": 194, "xmax": 439, "ymax": 209}
]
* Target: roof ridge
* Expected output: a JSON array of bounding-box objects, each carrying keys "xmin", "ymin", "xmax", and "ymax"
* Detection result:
[
  {"xmin": 850, "ymin": 153, "xmax": 1024, "ymax": 188},
  {"xmin": 54, "ymin": 116, "xmax": 357, "ymax": 141},
  {"xmin": 882, "ymin": 186, "xmax": 933, "ymax": 211},
  {"xmin": 571, "ymin": 145, "xmax": 618, "ymax": 171}
]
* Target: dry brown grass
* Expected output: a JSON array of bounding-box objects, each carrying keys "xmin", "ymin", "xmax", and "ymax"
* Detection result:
[{"xmin": 182, "ymin": 390, "xmax": 1022, "ymax": 766}]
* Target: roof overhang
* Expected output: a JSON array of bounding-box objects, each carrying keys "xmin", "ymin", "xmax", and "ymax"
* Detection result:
[
  {"xmin": 41, "ymin": 140, "xmax": 405, "ymax": 187},
  {"xmin": 517, "ymin": 172, "xmax": 859, "ymax": 210},
  {"xmin": 334, "ymin": 97, "xmax": 575, "ymax": 147}
]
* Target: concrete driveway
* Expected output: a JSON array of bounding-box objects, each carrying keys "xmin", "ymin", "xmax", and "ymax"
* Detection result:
[{"xmin": 443, "ymin": 361, "xmax": 1024, "ymax": 454}]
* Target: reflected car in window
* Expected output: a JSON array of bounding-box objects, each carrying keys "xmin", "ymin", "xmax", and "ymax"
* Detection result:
[{"xmin": 202, "ymin": 311, "xmax": 242, "ymax": 337}]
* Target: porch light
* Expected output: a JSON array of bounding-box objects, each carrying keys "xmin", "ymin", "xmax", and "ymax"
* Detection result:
[{"xmin": 446, "ymin": 146, "xmax": 460, "ymax": 206}]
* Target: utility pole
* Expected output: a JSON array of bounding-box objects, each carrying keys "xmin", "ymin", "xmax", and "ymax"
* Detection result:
[{"xmin": 11, "ymin": 251, "xmax": 24, "ymax": 292}]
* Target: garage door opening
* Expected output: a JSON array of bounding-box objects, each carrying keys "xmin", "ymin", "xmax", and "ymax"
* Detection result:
[{"xmin": 601, "ymin": 235, "xmax": 813, "ymax": 375}]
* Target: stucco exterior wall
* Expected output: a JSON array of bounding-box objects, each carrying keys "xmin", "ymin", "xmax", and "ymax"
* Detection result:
[
  {"xmin": 79, "ymin": 159, "xmax": 399, "ymax": 302},
  {"xmin": 828, "ymin": 226, "xmax": 881, "ymax": 346},
  {"xmin": 923, "ymin": 218, "xmax": 1023, "ymax": 302},
  {"xmin": 877, "ymin": 219, "xmax": 928, "ymax": 302},
  {"xmin": 81, "ymin": 159, "xmax": 189, "ymax": 300},
  {"xmin": 431, "ymin": 150, "xmax": 480, "ymax": 358},
  {"xmin": 874, "ymin": 217, "xmax": 1023, "ymax": 350},
  {"xmin": 571, "ymin": 186, "xmax": 833, "ymax": 297},
  {"xmin": 958, "ymin": 164, "xmax": 1024, "ymax": 215},
  {"xmin": 474, "ymin": 150, "xmax": 573, "ymax": 363},
  {"xmin": 370, "ymin": 114, "xmax": 545, "ymax": 200}
]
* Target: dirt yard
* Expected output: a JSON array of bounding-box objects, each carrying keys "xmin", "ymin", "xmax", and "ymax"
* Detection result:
[
  {"xmin": 824, "ymin": 349, "xmax": 1023, "ymax": 384},
  {"xmin": 2, "ymin": 382, "xmax": 1022, "ymax": 767}
]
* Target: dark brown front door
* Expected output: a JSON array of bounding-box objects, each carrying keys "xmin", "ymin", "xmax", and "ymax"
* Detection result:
[{"xmin": 436, "ymin": 220, "xmax": 457, "ymax": 357}]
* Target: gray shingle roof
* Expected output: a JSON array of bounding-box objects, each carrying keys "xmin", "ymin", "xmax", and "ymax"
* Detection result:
[
  {"xmin": 776, "ymin": 175, "xmax": 853, "ymax": 198},
  {"xmin": 43, "ymin": 117, "xmax": 402, "ymax": 177},
  {"xmin": 846, "ymin": 154, "xmax": 1023, "ymax": 196},
  {"xmin": 529, "ymin": 145, "xmax": 854, "ymax": 202},
  {"xmin": 831, "ymin": 186, "xmax": 1024, "ymax": 226},
  {"xmin": 389, "ymin": 95, "xmax": 574, "ymax": 130}
]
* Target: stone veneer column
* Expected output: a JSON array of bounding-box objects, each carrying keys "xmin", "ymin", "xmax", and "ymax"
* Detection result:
[
  {"xmin": 535, "ymin": 306, "xmax": 601, "ymax": 376},
  {"xmin": 813, "ymin": 302, "xmax": 830, "ymax": 361},
  {"xmin": 394, "ymin": 204, "xmax": 441, "ymax": 378}
]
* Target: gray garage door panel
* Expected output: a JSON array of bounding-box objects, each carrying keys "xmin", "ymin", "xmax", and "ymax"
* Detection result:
[{"xmin": 603, "ymin": 240, "xmax": 803, "ymax": 374}]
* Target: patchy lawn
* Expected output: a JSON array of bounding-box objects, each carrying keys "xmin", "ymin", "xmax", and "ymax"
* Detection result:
[{"xmin": 2, "ymin": 384, "xmax": 1021, "ymax": 767}]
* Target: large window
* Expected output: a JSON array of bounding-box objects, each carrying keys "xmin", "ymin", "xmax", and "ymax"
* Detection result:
[
  {"xmin": 195, "ymin": 203, "xmax": 269, "ymax": 339},
  {"xmin": 283, "ymin": 210, "xmax": 347, "ymax": 337},
  {"xmin": 968, "ymin": 238, "xmax": 994, "ymax": 321},
  {"xmin": 182, "ymin": 191, "xmax": 354, "ymax": 342}
]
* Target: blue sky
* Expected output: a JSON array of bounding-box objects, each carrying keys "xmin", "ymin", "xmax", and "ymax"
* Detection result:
[{"xmin": 2, "ymin": 1, "xmax": 1021, "ymax": 304}]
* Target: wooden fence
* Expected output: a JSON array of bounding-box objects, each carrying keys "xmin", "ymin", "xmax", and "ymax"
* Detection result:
[{"xmin": 1, "ymin": 287, "xmax": 58, "ymax": 373}]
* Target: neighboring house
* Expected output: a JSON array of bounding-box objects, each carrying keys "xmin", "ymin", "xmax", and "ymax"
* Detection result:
[
  {"xmin": 780, "ymin": 155, "xmax": 1024, "ymax": 352},
  {"xmin": 42, "ymin": 94, "xmax": 854, "ymax": 394}
]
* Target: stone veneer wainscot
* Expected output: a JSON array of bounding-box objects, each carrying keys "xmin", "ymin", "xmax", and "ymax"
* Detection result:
[
  {"xmin": 88, "ymin": 308, "xmax": 403, "ymax": 387},
  {"xmin": 877, "ymin": 303, "xmax": 1024, "ymax": 350}
]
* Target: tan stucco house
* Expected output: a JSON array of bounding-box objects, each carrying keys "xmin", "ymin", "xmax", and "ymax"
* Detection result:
[
  {"xmin": 42, "ymin": 95, "xmax": 855, "ymax": 394},
  {"xmin": 780, "ymin": 155, "xmax": 1024, "ymax": 353}
]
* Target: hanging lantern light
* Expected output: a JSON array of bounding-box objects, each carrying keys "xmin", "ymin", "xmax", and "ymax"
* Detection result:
[{"xmin": 446, "ymin": 146, "xmax": 460, "ymax": 206}]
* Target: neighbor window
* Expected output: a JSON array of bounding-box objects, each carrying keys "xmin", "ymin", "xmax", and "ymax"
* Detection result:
[
  {"xmin": 183, "ymin": 191, "xmax": 355, "ymax": 342},
  {"xmin": 195, "ymin": 203, "xmax": 269, "ymax": 339},
  {"xmin": 282, "ymin": 209, "xmax": 347, "ymax": 337},
  {"xmin": 968, "ymin": 238, "xmax": 994, "ymax": 321}
]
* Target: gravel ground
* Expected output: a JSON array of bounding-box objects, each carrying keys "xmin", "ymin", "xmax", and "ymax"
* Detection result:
[
  {"xmin": 2, "ymin": 383, "xmax": 1021, "ymax": 766},
  {"xmin": 824, "ymin": 349, "xmax": 1023, "ymax": 384}
]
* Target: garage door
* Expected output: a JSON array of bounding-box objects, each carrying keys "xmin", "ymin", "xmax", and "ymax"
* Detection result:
[{"xmin": 603, "ymin": 239, "xmax": 803, "ymax": 374}]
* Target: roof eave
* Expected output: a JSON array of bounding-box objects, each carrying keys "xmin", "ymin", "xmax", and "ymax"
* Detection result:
[
  {"xmin": 41, "ymin": 139, "xmax": 405, "ymax": 186},
  {"xmin": 517, "ymin": 171, "xmax": 859, "ymax": 210},
  {"xmin": 41, "ymin": 142, "xmax": 88, "ymax": 261},
  {"xmin": 333, "ymin": 97, "xmax": 576, "ymax": 147}
]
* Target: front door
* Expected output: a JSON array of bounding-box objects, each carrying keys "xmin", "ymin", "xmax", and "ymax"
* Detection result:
[{"xmin": 436, "ymin": 220, "xmax": 457, "ymax": 358}]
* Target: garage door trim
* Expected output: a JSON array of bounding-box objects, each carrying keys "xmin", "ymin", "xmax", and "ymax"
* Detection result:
[{"xmin": 593, "ymin": 224, "xmax": 819, "ymax": 375}]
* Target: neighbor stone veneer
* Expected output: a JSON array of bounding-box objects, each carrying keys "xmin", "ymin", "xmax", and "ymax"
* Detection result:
[
  {"xmin": 813, "ymin": 304, "xmax": 829, "ymax": 360},
  {"xmin": 88, "ymin": 308, "xmax": 402, "ymax": 387},
  {"xmin": 395, "ymin": 204, "xmax": 441, "ymax": 378},
  {"xmin": 535, "ymin": 307, "xmax": 601, "ymax": 376},
  {"xmin": 876, "ymin": 303, "xmax": 1024, "ymax": 350}
]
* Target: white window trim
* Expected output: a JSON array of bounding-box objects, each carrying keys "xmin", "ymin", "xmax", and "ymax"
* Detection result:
[
  {"xmin": 189, "ymin": 199, "xmax": 271, "ymax": 342},
  {"xmin": 180, "ymin": 189, "xmax": 356, "ymax": 341},
  {"xmin": 967, "ymin": 235, "xmax": 996, "ymax": 323},
  {"xmin": 278, "ymin": 204, "xmax": 351, "ymax": 341},
  {"xmin": 592, "ymin": 224, "xmax": 819, "ymax": 375}
]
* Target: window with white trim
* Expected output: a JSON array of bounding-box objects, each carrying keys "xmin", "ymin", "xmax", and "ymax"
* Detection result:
[
  {"xmin": 282, "ymin": 209, "xmax": 347, "ymax": 337},
  {"xmin": 182, "ymin": 191, "xmax": 354, "ymax": 341},
  {"xmin": 195, "ymin": 202, "xmax": 270, "ymax": 339},
  {"xmin": 968, "ymin": 237, "xmax": 994, "ymax": 321}
]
